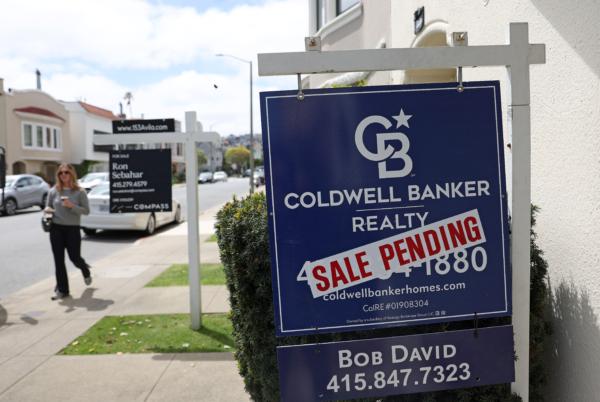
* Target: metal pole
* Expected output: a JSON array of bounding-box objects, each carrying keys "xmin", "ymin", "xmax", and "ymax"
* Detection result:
[
  {"xmin": 185, "ymin": 111, "xmax": 202, "ymax": 330},
  {"xmin": 0, "ymin": 146, "xmax": 5, "ymax": 210},
  {"xmin": 216, "ymin": 53, "xmax": 255, "ymax": 194},
  {"xmin": 249, "ymin": 61, "xmax": 255, "ymax": 194}
]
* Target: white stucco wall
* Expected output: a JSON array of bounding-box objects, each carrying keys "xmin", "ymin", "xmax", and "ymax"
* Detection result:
[
  {"xmin": 62, "ymin": 102, "xmax": 86, "ymax": 164},
  {"xmin": 391, "ymin": 3, "xmax": 600, "ymax": 400},
  {"xmin": 307, "ymin": 0, "xmax": 600, "ymax": 399},
  {"xmin": 85, "ymin": 113, "xmax": 111, "ymax": 163},
  {"xmin": 63, "ymin": 102, "xmax": 112, "ymax": 166}
]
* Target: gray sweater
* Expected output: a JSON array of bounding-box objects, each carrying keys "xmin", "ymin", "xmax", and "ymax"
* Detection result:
[{"xmin": 46, "ymin": 187, "xmax": 90, "ymax": 226}]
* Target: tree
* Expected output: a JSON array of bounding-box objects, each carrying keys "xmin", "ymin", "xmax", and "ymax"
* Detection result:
[
  {"xmin": 197, "ymin": 149, "xmax": 207, "ymax": 169},
  {"xmin": 225, "ymin": 146, "xmax": 250, "ymax": 174}
]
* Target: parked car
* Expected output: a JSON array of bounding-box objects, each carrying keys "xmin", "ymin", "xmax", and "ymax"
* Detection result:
[
  {"xmin": 80, "ymin": 183, "xmax": 182, "ymax": 236},
  {"xmin": 253, "ymin": 171, "xmax": 265, "ymax": 187},
  {"xmin": 198, "ymin": 171, "xmax": 213, "ymax": 184},
  {"xmin": 1, "ymin": 174, "xmax": 49, "ymax": 216},
  {"xmin": 213, "ymin": 171, "xmax": 228, "ymax": 182},
  {"xmin": 78, "ymin": 172, "xmax": 109, "ymax": 192}
]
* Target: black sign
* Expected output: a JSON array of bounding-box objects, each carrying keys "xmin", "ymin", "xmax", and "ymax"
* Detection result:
[
  {"xmin": 0, "ymin": 147, "xmax": 5, "ymax": 188},
  {"xmin": 109, "ymin": 149, "xmax": 172, "ymax": 213},
  {"xmin": 112, "ymin": 118, "xmax": 175, "ymax": 134}
]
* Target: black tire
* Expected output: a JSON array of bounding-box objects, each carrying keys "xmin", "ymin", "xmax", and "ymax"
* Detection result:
[
  {"xmin": 40, "ymin": 193, "xmax": 47, "ymax": 209},
  {"xmin": 4, "ymin": 198, "xmax": 17, "ymax": 216},
  {"xmin": 145, "ymin": 214, "xmax": 156, "ymax": 235},
  {"xmin": 82, "ymin": 228, "xmax": 97, "ymax": 236}
]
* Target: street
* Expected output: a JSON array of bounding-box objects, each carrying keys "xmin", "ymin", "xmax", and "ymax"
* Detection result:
[{"xmin": 0, "ymin": 177, "xmax": 250, "ymax": 298}]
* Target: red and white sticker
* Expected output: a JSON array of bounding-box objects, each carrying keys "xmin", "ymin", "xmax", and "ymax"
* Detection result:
[{"xmin": 297, "ymin": 209, "xmax": 486, "ymax": 298}]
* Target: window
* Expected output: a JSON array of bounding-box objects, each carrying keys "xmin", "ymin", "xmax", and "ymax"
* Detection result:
[
  {"xmin": 22, "ymin": 122, "xmax": 62, "ymax": 150},
  {"xmin": 336, "ymin": 0, "xmax": 358, "ymax": 15},
  {"xmin": 316, "ymin": 0, "xmax": 326, "ymax": 30},
  {"xmin": 45, "ymin": 127, "xmax": 52, "ymax": 148},
  {"xmin": 53, "ymin": 128, "xmax": 60, "ymax": 149},
  {"xmin": 93, "ymin": 129, "xmax": 113, "ymax": 153},
  {"xmin": 313, "ymin": 0, "xmax": 362, "ymax": 37},
  {"xmin": 16, "ymin": 177, "xmax": 31, "ymax": 187},
  {"xmin": 24, "ymin": 124, "xmax": 33, "ymax": 146},
  {"xmin": 36, "ymin": 126, "xmax": 43, "ymax": 147}
]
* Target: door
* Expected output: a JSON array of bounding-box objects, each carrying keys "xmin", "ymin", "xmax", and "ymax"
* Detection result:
[{"xmin": 15, "ymin": 177, "xmax": 36, "ymax": 207}]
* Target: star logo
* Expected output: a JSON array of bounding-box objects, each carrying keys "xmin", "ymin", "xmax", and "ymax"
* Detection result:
[{"xmin": 392, "ymin": 109, "xmax": 412, "ymax": 129}]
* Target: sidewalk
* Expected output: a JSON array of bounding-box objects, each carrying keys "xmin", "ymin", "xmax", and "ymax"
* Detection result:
[{"xmin": 0, "ymin": 205, "xmax": 251, "ymax": 402}]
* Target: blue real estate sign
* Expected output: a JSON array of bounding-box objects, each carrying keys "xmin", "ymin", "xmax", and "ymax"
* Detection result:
[
  {"xmin": 277, "ymin": 325, "xmax": 515, "ymax": 401},
  {"xmin": 260, "ymin": 81, "xmax": 511, "ymax": 337}
]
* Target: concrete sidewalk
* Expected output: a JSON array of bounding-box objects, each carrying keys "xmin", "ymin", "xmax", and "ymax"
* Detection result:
[{"xmin": 0, "ymin": 206, "xmax": 251, "ymax": 402}]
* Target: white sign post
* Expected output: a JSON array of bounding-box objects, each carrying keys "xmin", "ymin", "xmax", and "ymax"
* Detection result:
[
  {"xmin": 257, "ymin": 23, "xmax": 544, "ymax": 401},
  {"xmin": 94, "ymin": 111, "xmax": 211, "ymax": 330}
]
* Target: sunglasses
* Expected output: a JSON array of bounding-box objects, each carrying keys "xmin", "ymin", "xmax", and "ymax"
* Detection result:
[{"xmin": 59, "ymin": 171, "xmax": 70, "ymax": 175}]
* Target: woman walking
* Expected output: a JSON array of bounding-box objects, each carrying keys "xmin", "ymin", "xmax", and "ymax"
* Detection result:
[{"xmin": 45, "ymin": 163, "xmax": 92, "ymax": 300}]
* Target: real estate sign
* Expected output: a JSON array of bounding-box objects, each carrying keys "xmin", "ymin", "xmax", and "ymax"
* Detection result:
[
  {"xmin": 109, "ymin": 149, "xmax": 172, "ymax": 213},
  {"xmin": 277, "ymin": 325, "xmax": 515, "ymax": 401},
  {"xmin": 112, "ymin": 118, "xmax": 175, "ymax": 134},
  {"xmin": 260, "ymin": 82, "xmax": 511, "ymax": 336}
]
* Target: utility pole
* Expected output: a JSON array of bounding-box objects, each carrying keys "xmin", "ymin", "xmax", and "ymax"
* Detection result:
[{"xmin": 0, "ymin": 146, "xmax": 6, "ymax": 210}]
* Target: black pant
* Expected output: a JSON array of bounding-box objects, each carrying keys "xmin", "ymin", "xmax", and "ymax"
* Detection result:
[{"xmin": 50, "ymin": 224, "xmax": 90, "ymax": 294}]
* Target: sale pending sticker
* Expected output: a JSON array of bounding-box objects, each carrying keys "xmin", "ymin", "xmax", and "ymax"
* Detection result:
[
  {"xmin": 260, "ymin": 81, "xmax": 511, "ymax": 336},
  {"xmin": 303, "ymin": 209, "xmax": 486, "ymax": 298}
]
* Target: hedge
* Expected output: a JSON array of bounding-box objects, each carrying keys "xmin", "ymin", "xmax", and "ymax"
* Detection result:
[{"xmin": 216, "ymin": 193, "xmax": 550, "ymax": 401}]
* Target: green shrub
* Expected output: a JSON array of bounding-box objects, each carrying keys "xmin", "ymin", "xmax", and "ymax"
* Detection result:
[
  {"xmin": 73, "ymin": 160, "xmax": 98, "ymax": 179},
  {"xmin": 172, "ymin": 171, "xmax": 186, "ymax": 184},
  {"xmin": 216, "ymin": 193, "xmax": 550, "ymax": 402}
]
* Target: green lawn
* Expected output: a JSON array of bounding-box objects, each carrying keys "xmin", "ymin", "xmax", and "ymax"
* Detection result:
[
  {"xmin": 146, "ymin": 263, "xmax": 225, "ymax": 286},
  {"xmin": 206, "ymin": 234, "xmax": 218, "ymax": 242},
  {"xmin": 60, "ymin": 313, "xmax": 234, "ymax": 355}
]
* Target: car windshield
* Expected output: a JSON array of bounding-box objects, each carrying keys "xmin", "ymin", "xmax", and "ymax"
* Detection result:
[
  {"xmin": 80, "ymin": 173, "xmax": 107, "ymax": 183},
  {"xmin": 5, "ymin": 176, "xmax": 16, "ymax": 187},
  {"xmin": 89, "ymin": 183, "xmax": 110, "ymax": 196}
]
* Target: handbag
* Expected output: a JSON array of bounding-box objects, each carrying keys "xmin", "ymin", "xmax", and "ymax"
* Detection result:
[{"xmin": 41, "ymin": 212, "xmax": 53, "ymax": 232}]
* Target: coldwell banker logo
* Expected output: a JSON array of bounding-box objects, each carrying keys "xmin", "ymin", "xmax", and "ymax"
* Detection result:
[{"xmin": 354, "ymin": 109, "xmax": 413, "ymax": 179}]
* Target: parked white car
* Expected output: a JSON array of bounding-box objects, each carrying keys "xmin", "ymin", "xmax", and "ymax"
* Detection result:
[
  {"xmin": 80, "ymin": 183, "xmax": 182, "ymax": 235},
  {"xmin": 78, "ymin": 172, "xmax": 109, "ymax": 192},
  {"xmin": 198, "ymin": 171, "xmax": 213, "ymax": 184},
  {"xmin": 212, "ymin": 171, "xmax": 228, "ymax": 182}
]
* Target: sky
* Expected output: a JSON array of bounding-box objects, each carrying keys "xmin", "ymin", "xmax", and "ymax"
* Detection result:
[{"xmin": 0, "ymin": 0, "xmax": 307, "ymax": 135}]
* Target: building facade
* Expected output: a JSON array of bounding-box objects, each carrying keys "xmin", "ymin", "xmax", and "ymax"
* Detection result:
[
  {"xmin": 62, "ymin": 101, "xmax": 119, "ymax": 172},
  {"xmin": 197, "ymin": 131, "xmax": 223, "ymax": 173},
  {"xmin": 306, "ymin": 1, "xmax": 600, "ymax": 400},
  {"xmin": 0, "ymin": 79, "xmax": 70, "ymax": 182}
]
